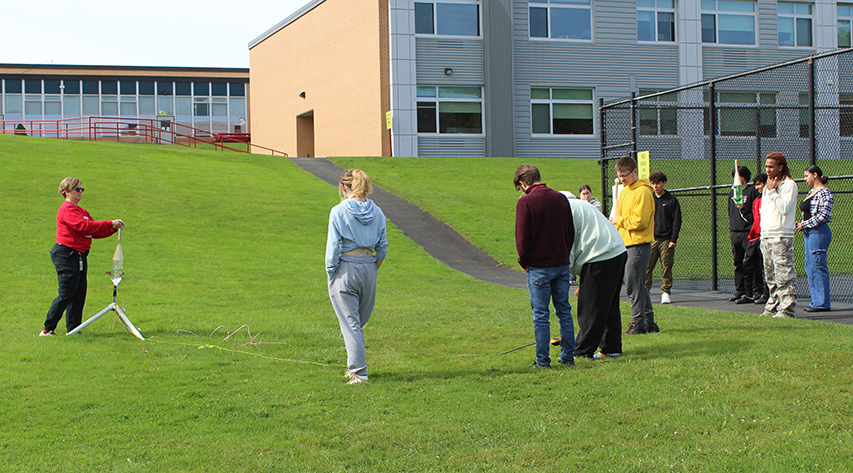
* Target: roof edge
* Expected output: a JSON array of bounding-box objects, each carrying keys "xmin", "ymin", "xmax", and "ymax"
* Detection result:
[
  {"xmin": 0, "ymin": 63, "xmax": 249, "ymax": 73},
  {"xmin": 248, "ymin": 0, "xmax": 325, "ymax": 50}
]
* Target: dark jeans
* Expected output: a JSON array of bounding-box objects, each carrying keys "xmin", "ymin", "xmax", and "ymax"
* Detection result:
[
  {"xmin": 575, "ymin": 252, "xmax": 627, "ymax": 357},
  {"xmin": 44, "ymin": 244, "xmax": 88, "ymax": 332},
  {"xmin": 526, "ymin": 265, "xmax": 575, "ymax": 366},
  {"xmin": 730, "ymin": 231, "xmax": 751, "ymax": 296}
]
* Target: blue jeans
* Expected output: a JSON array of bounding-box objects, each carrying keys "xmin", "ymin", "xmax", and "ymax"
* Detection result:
[
  {"xmin": 804, "ymin": 224, "xmax": 832, "ymax": 309},
  {"xmin": 526, "ymin": 265, "xmax": 575, "ymax": 365}
]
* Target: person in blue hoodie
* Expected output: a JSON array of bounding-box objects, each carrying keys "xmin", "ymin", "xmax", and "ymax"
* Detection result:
[{"xmin": 325, "ymin": 169, "xmax": 388, "ymax": 385}]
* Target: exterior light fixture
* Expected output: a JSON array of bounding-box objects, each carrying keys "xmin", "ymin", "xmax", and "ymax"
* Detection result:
[
  {"xmin": 444, "ymin": 68, "xmax": 453, "ymax": 76},
  {"xmin": 299, "ymin": 91, "xmax": 306, "ymax": 98}
]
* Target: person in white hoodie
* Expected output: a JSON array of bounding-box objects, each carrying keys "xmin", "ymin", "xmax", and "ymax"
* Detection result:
[
  {"xmin": 759, "ymin": 152, "xmax": 798, "ymax": 318},
  {"xmin": 561, "ymin": 192, "xmax": 628, "ymax": 359},
  {"xmin": 326, "ymin": 169, "xmax": 389, "ymax": 384}
]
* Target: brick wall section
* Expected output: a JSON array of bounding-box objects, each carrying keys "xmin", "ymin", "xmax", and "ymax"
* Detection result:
[{"xmin": 249, "ymin": 0, "xmax": 387, "ymax": 157}]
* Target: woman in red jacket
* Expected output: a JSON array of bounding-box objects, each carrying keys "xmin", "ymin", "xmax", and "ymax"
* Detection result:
[{"xmin": 40, "ymin": 177, "xmax": 124, "ymax": 336}]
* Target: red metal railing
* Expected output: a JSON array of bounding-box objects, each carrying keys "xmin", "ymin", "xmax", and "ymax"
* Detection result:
[{"xmin": 0, "ymin": 117, "xmax": 287, "ymax": 156}]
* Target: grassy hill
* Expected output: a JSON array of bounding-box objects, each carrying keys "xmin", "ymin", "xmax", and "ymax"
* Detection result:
[{"xmin": 2, "ymin": 135, "xmax": 852, "ymax": 472}]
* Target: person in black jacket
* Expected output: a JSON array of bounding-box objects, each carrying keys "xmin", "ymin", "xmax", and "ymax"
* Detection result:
[
  {"xmin": 644, "ymin": 172, "xmax": 682, "ymax": 304},
  {"xmin": 728, "ymin": 165, "xmax": 759, "ymax": 303}
]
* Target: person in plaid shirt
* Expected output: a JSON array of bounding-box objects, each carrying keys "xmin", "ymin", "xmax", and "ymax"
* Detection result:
[{"xmin": 796, "ymin": 165, "xmax": 834, "ymax": 312}]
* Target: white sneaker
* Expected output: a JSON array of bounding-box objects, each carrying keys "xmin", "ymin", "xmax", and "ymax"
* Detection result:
[
  {"xmin": 661, "ymin": 293, "xmax": 671, "ymax": 304},
  {"xmin": 346, "ymin": 372, "xmax": 368, "ymax": 385}
]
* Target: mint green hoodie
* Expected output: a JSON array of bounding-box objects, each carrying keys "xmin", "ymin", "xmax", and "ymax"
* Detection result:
[{"xmin": 561, "ymin": 192, "xmax": 627, "ymax": 276}]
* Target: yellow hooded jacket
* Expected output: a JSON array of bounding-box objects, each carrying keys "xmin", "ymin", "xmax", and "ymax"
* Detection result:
[{"xmin": 614, "ymin": 178, "xmax": 655, "ymax": 246}]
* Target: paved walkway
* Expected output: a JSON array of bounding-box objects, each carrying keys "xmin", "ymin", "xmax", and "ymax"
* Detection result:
[{"xmin": 292, "ymin": 158, "xmax": 853, "ymax": 326}]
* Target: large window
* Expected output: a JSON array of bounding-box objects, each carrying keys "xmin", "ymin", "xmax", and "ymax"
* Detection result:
[
  {"xmin": 638, "ymin": 0, "xmax": 676, "ymax": 42},
  {"xmin": 530, "ymin": 0, "xmax": 592, "ymax": 41},
  {"xmin": 778, "ymin": 2, "xmax": 813, "ymax": 47},
  {"xmin": 705, "ymin": 91, "xmax": 775, "ymax": 137},
  {"xmin": 415, "ymin": 1, "xmax": 480, "ymax": 36},
  {"xmin": 417, "ymin": 86, "xmax": 482, "ymax": 134},
  {"xmin": 531, "ymin": 87, "xmax": 594, "ymax": 135},
  {"xmin": 639, "ymin": 89, "xmax": 678, "ymax": 135},
  {"xmin": 701, "ymin": 0, "xmax": 756, "ymax": 45},
  {"xmin": 839, "ymin": 4, "xmax": 853, "ymax": 48}
]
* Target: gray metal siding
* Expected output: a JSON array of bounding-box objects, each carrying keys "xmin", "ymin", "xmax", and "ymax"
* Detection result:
[
  {"xmin": 512, "ymin": 0, "xmax": 680, "ymax": 158},
  {"xmin": 484, "ymin": 0, "xmax": 515, "ymax": 157},
  {"xmin": 418, "ymin": 136, "xmax": 486, "ymax": 157},
  {"xmin": 416, "ymin": 38, "xmax": 484, "ymax": 85}
]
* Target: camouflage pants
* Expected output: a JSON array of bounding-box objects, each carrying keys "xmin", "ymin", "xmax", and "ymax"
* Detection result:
[{"xmin": 760, "ymin": 237, "xmax": 797, "ymax": 317}]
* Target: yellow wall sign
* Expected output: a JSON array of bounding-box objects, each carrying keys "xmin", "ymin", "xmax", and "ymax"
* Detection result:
[
  {"xmin": 637, "ymin": 151, "xmax": 650, "ymax": 180},
  {"xmin": 386, "ymin": 111, "xmax": 393, "ymax": 130}
]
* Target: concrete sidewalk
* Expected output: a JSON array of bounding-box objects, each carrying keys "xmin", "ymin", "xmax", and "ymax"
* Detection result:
[{"xmin": 292, "ymin": 158, "xmax": 853, "ymax": 326}]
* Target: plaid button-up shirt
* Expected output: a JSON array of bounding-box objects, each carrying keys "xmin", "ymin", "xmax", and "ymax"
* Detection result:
[{"xmin": 801, "ymin": 187, "xmax": 833, "ymax": 229}]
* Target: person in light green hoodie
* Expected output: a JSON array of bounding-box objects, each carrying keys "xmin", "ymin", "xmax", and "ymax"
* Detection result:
[
  {"xmin": 760, "ymin": 152, "xmax": 798, "ymax": 318},
  {"xmin": 562, "ymin": 192, "xmax": 628, "ymax": 359}
]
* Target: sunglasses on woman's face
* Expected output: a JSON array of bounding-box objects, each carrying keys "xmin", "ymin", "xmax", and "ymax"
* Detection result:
[{"xmin": 73, "ymin": 187, "xmax": 84, "ymax": 192}]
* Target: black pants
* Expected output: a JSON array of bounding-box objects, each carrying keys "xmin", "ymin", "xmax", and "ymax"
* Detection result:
[
  {"xmin": 730, "ymin": 231, "xmax": 752, "ymax": 296},
  {"xmin": 44, "ymin": 244, "xmax": 88, "ymax": 332},
  {"xmin": 575, "ymin": 251, "xmax": 628, "ymax": 357},
  {"xmin": 743, "ymin": 238, "xmax": 769, "ymax": 298}
]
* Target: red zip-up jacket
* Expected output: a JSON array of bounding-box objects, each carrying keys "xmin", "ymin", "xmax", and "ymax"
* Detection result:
[{"xmin": 55, "ymin": 201, "xmax": 116, "ymax": 252}]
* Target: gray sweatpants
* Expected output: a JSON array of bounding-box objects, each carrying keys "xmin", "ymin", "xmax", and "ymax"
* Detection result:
[
  {"xmin": 328, "ymin": 254, "xmax": 378, "ymax": 378},
  {"xmin": 625, "ymin": 243, "xmax": 654, "ymax": 326}
]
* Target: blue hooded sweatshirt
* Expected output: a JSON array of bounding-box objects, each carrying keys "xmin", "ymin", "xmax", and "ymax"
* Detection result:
[{"xmin": 325, "ymin": 198, "xmax": 388, "ymax": 279}]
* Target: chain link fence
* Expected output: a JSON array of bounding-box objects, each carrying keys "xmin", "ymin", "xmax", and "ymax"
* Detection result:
[{"xmin": 600, "ymin": 48, "xmax": 853, "ymax": 303}]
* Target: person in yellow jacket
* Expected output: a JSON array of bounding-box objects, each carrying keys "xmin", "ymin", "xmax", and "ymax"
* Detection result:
[{"xmin": 609, "ymin": 156, "xmax": 657, "ymax": 334}]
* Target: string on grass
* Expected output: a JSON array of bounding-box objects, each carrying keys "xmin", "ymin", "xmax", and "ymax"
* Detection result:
[{"xmin": 176, "ymin": 324, "xmax": 290, "ymax": 348}]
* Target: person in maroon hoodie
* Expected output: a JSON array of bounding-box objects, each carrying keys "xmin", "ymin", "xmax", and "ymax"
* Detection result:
[
  {"xmin": 513, "ymin": 164, "xmax": 575, "ymax": 368},
  {"xmin": 40, "ymin": 177, "xmax": 124, "ymax": 336}
]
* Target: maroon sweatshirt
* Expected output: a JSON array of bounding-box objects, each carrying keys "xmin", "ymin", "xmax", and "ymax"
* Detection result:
[{"xmin": 515, "ymin": 184, "xmax": 574, "ymax": 270}]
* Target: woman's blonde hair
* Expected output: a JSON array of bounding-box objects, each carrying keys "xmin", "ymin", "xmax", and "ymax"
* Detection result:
[
  {"xmin": 58, "ymin": 177, "xmax": 81, "ymax": 197},
  {"xmin": 339, "ymin": 169, "xmax": 372, "ymax": 199}
]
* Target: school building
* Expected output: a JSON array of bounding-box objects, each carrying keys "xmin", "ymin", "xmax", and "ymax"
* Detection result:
[
  {"xmin": 0, "ymin": 64, "xmax": 249, "ymax": 135},
  {"xmin": 248, "ymin": 0, "xmax": 853, "ymax": 158}
]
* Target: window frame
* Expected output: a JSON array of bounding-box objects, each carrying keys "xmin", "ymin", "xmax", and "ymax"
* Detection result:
[
  {"xmin": 638, "ymin": 89, "xmax": 679, "ymax": 136},
  {"xmin": 529, "ymin": 0, "xmax": 594, "ymax": 42},
  {"xmin": 838, "ymin": 4, "xmax": 853, "ymax": 48},
  {"xmin": 414, "ymin": 1, "xmax": 481, "ymax": 37},
  {"xmin": 416, "ymin": 85, "xmax": 484, "ymax": 135},
  {"xmin": 700, "ymin": 0, "xmax": 757, "ymax": 46},
  {"xmin": 530, "ymin": 87, "xmax": 596, "ymax": 136},
  {"xmin": 704, "ymin": 90, "xmax": 776, "ymax": 137},
  {"xmin": 637, "ymin": 0, "xmax": 677, "ymax": 43},
  {"xmin": 777, "ymin": 2, "xmax": 814, "ymax": 48}
]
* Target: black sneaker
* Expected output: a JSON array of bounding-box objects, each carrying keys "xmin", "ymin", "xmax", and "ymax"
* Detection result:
[
  {"xmin": 754, "ymin": 294, "xmax": 769, "ymax": 304},
  {"xmin": 729, "ymin": 293, "xmax": 745, "ymax": 301},
  {"xmin": 531, "ymin": 361, "xmax": 551, "ymax": 369},
  {"xmin": 646, "ymin": 322, "xmax": 660, "ymax": 333},
  {"xmin": 557, "ymin": 358, "xmax": 575, "ymax": 366},
  {"xmin": 735, "ymin": 296, "xmax": 754, "ymax": 305},
  {"xmin": 624, "ymin": 322, "xmax": 647, "ymax": 335}
]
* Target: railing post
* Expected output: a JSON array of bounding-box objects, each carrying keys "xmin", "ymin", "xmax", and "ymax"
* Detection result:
[
  {"xmin": 709, "ymin": 82, "xmax": 718, "ymax": 292},
  {"xmin": 755, "ymin": 105, "xmax": 762, "ymax": 171},
  {"xmin": 808, "ymin": 57, "xmax": 816, "ymax": 166},
  {"xmin": 599, "ymin": 97, "xmax": 608, "ymax": 215},
  {"xmin": 630, "ymin": 92, "xmax": 638, "ymax": 160}
]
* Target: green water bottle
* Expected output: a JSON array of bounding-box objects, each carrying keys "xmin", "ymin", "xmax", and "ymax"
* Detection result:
[{"xmin": 732, "ymin": 160, "xmax": 743, "ymax": 206}]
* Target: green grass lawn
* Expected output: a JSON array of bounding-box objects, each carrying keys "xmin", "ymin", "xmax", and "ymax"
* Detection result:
[{"xmin": 2, "ymin": 136, "xmax": 852, "ymax": 472}]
